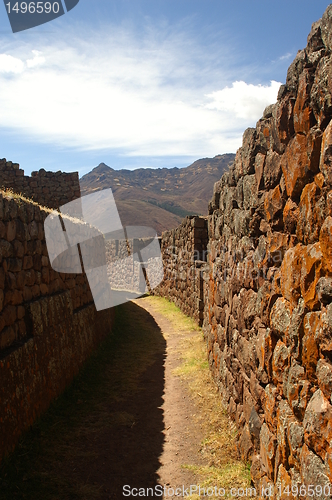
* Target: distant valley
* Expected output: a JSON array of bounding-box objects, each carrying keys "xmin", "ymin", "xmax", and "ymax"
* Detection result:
[{"xmin": 80, "ymin": 154, "xmax": 235, "ymax": 234}]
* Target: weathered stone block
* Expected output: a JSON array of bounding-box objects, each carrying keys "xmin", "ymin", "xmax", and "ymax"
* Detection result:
[
  {"xmin": 320, "ymin": 120, "xmax": 332, "ymax": 185},
  {"xmin": 282, "ymin": 134, "xmax": 310, "ymax": 199},
  {"xmin": 300, "ymin": 242, "xmax": 323, "ymax": 309},
  {"xmin": 6, "ymin": 220, "xmax": 16, "ymax": 242},
  {"xmin": 321, "ymin": 5, "xmax": 332, "ymax": 51},
  {"xmin": 319, "ymin": 217, "xmax": 332, "ymax": 273},
  {"xmin": 276, "ymin": 400, "xmax": 293, "ymax": 472},
  {"xmin": 255, "ymin": 153, "xmax": 265, "ymax": 191},
  {"xmin": 317, "ymin": 359, "xmax": 332, "ymax": 401},
  {"xmin": 264, "ymin": 185, "xmax": 284, "ymax": 223},
  {"xmin": 239, "ymin": 423, "xmax": 253, "ymax": 462},
  {"xmin": 310, "ymin": 56, "xmax": 332, "ymax": 128},
  {"xmin": 270, "ymin": 299, "xmax": 292, "ymax": 338},
  {"xmin": 297, "ymin": 182, "xmax": 326, "ymax": 244},
  {"xmin": 272, "ymin": 340, "xmax": 290, "ymax": 387},
  {"xmin": 303, "ymin": 390, "xmax": 332, "ymax": 462},
  {"xmin": 276, "ymin": 97, "xmax": 295, "ymax": 145},
  {"xmin": 287, "ymin": 419, "xmax": 304, "ymax": 468},
  {"xmin": 264, "ymin": 151, "xmax": 282, "ymax": 190},
  {"xmin": 293, "ymin": 69, "xmax": 315, "ymax": 134},
  {"xmin": 260, "ymin": 423, "xmax": 276, "ymax": 480},
  {"xmin": 316, "ymin": 277, "xmax": 332, "ymax": 305},
  {"xmin": 283, "ymin": 360, "xmax": 310, "ymax": 419}
]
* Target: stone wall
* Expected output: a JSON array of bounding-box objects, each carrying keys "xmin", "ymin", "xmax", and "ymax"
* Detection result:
[
  {"xmin": 0, "ymin": 159, "xmax": 80, "ymax": 210},
  {"xmin": 204, "ymin": 8, "xmax": 332, "ymax": 493},
  {"xmin": 156, "ymin": 6, "xmax": 332, "ymax": 494},
  {"xmin": 105, "ymin": 237, "xmax": 161, "ymax": 292},
  {"xmin": 154, "ymin": 216, "xmax": 208, "ymax": 325},
  {"xmin": 0, "ymin": 191, "xmax": 114, "ymax": 461}
]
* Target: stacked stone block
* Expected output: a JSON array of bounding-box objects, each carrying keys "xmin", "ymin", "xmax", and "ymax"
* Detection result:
[
  {"xmin": 154, "ymin": 216, "xmax": 208, "ymax": 325},
  {"xmin": 156, "ymin": 6, "xmax": 332, "ymax": 495},
  {"xmin": 0, "ymin": 191, "xmax": 114, "ymax": 462},
  {"xmin": 105, "ymin": 237, "xmax": 163, "ymax": 293},
  {"xmin": 0, "ymin": 159, "xmax": 80, "ymax": 209},
  {"xmin": 205, "ymin": 8, "xmax": 332, "ymax": 495}
]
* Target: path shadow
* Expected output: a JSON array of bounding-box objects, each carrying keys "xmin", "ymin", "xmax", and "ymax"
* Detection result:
[
  {"xmin": 0, "ymin": 301, "xmax": 167, "ymax": 500},
  {"xmin": 83, "ymin": 301, "xmax": 167, "ymax": 498}
]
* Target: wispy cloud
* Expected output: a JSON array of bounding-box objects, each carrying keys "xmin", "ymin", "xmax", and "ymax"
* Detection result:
[
  {"xmin": 26, "ymin": 50, "xmax": 46, "ymax": 68},
  {"xmin": 0, "ymin": 22, "xmax": 282, "ymax": 158},
  {"xmin": 278, "ymin": 52, "xmax": 292, "ymax": 61}
]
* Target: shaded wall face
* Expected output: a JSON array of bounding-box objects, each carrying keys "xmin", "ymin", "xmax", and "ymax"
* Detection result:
[
  {"xmin": 157, "ymin": 7, "xmax": 332, "ymax": 493},
  {"xmin": 0, "ymin": 192, "xmax": 114, "ymax": 461},
  {"xmin": 153, "ymin": 215, "xmax": 208, "ymax": 325}
]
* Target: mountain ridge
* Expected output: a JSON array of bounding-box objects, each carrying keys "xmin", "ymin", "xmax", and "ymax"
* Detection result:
[{"xmin": 80, "ymin": 153, "xmax": 235, "ymax": 234}]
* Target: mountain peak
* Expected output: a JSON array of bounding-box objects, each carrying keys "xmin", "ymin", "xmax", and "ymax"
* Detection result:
[
  {"xmin": 80, "ymin": 154, "xmax": 235, "ymax": 234},
  {"xmin": 93, "ymin": 162, "xmax": 113, "ymax": 173}
]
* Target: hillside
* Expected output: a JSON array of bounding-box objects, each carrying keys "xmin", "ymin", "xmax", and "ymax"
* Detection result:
[{"xmin": 80, "ymin": 154, "xmax": 235, "ymax": 234}]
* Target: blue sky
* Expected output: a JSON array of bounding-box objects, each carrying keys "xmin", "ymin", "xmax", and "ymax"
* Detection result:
[{"xmin": 0, "ymin": 1, "xmax": 330, "ymax": 177}]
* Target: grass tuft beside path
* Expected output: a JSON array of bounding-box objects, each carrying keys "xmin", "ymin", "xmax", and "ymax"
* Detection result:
[{"xmin": 144, "ymin": 296, "xmax": 251, "ymax": 498}]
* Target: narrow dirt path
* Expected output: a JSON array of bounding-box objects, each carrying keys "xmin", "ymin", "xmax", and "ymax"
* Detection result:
[
  {"xmin": 136, "ymin": 298, "xmax": 205, "ymax": 495},
  {"xmin": 0, "ymin": 297, "xmax": 248, "ymax": 500}
]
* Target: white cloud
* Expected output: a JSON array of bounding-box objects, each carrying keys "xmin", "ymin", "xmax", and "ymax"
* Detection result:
[
  {"xmin": 26, "ymin": 50, "xmax": 46, "ymax": 68},
  {"xmin": 0, "ymin": 54, "xmax": 24, "ymax": 74},
  {"xmin": 0, "ymin": 25, "xmax": 282, "ymax": 158},
  {"xmin": 279, "ymin": 52, "xmax": 292, "ymax": 61},
  {"xmin": 205, "ymin": 80, "xmax": 281, "ymax": 120}
]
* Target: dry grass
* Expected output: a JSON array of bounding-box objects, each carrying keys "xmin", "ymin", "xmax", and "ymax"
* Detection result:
[
  {"xmin": 0, "ymin": 187, "xmax": 53, "ymax": 212},
  {"xmin": 0, "ymin": 188, "xmax": 85, "ymax": 225},
  {"xmin": 143, "ymin": 296, "xmax": 251, "ymax": 499}
]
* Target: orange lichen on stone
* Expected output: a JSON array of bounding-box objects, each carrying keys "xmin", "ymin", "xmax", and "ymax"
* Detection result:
[
  {"xmin": 302, "ymin": 312, "xmax": 320, "ymax": 382},
  {"xmin": 297, "ymin": 182, "xmax": 326, "ymax": 244},
  {"xmin": 265, "ymin": 232, "xmax": 289, "ymax": 268},
  {"xmin": 293, "ymin": 71, "xmax": 315, "ymax": 134},
  {"xmin": 303, "ymin": 389, "xmax": 332, "ymax": 461},
  {"xmin": 283, "ymin": 198, "xmax": 299, "ymax": 234},
  {"xmin": 282, "ymin": 134, "xmax": 309, "ymax": 199},
  {"xmin": 276, "ymin": 98, "xmax": 294, "ymax": 144},
  {"xmin": 264, "ymin": 185, "xmax": 284, "ymax": 222},
  {"xmin": 280, "ymin": 245, "xmax": 303, "ymax": 304},
  {"xmin": 280, "ymin": 242, "xmax": 323, "ymax": 309},
  {"xmin": 319, "ymin": 120, "xmax": 332, "ymax": 185},
  {"xmin": 319, "ymin": 216, "xmax": 332, "ymax": 272},
  {"xmin": 315, "ymin": 172, "xmax": 325, "ymax": 188},
  {"xmin": 300, "ymin": 242, "xmax": 323, "ymax": 309}
]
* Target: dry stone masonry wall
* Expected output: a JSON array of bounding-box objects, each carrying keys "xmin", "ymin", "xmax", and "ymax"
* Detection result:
[
  {"xmin": 156, "ymin": 6, "xmax": 332, "ymax": 495},
  {"xmin": 105, "ymin": 237, "xmax": 162, "ymax": 292},
  {"xmin": 0, "ymin": 159, "xmax": 80, "ymax": 209},
  {"xmin": 3, "ymin": 7, "xmax": 332, "ymax": 492},
  {"xmin": 0, "ymin": 192, "xmax": 114, "ymax": 461},
  {"xmin": 154, "ymin": 216, "xmax": 208, "ymax": 325}
]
